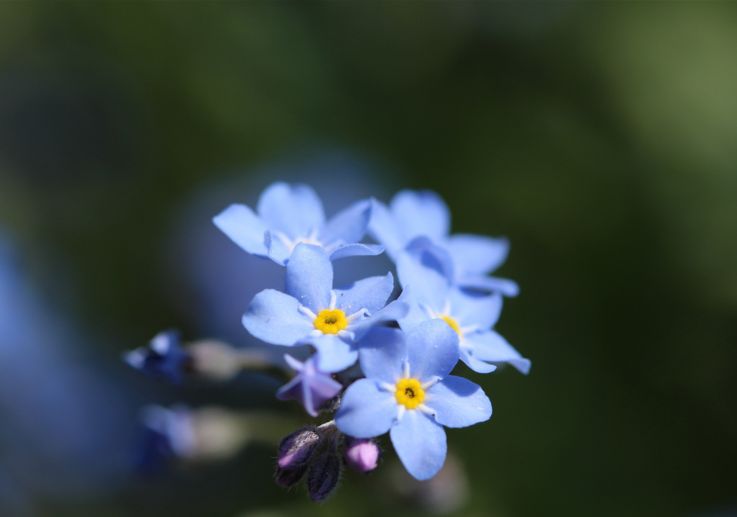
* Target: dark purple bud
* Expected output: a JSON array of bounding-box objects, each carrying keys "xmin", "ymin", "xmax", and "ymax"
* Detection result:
[
  {"xmin": 277, "ymin": 426, "xmax": 320, "ymax": 470},
  {"xmin": 307, "ymin": 451, "xmax": 341, "ymax": 502},
  {"xmin": 275, "ymin": 462, "xmax": 309, "ymax": 488},
  {"xmin": 344, "ymin": 438, "xmax": 379, "ymax": 473}
]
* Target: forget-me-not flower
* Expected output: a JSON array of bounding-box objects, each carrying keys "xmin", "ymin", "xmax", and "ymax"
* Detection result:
[
  {"xmin": 335, "ymin": 321, "xmax": 492, "ymax": 480},
  {"xmin": 370, "ymin": 190, "xmax": 518, "ymax": 296},
  {"xmin": 396, "ymin": 244, "xmax": 531, "ymax": 374},
  {"xmin": 124, "ymin": 330, "xmax": 191, "ymax": 383},
  {"xmin": 243, "ymin": 243, "xmax": 407, "ymax": 372},
  {"xmin": 277, "ymin": 355, "xmax": 342, "ymax": 416},
  {"xmin": 214, "ymin": 182, "xmax": 382, "ymax": 266}
]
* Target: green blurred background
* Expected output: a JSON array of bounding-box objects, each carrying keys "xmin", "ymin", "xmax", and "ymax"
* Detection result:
[{"xmin": 1, "ymin": 3, "xmax": 736, "ymax": 516}]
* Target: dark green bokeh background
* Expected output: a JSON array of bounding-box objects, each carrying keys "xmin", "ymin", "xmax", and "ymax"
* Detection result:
[{"xmin": 1, "ymin": 3, "xmax": 736, "ymax": 516}]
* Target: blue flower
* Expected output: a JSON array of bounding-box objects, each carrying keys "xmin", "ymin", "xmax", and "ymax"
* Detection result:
[
  {"xmin": 370, "ymin": 190, "xmax": 518, "ymax": 296},
  {"xmin": 396, "ymin": 245, "xmax": 531, "ymax": 374},
  {"xmin": 214, "ymin": 182, "xmax": 383, "ymax": 266},
  {"xmin": 124, "ymin": 330, "xmax": 190, "ymax": 382},
  {"xmin": 335, "ymin": 321, "xmax": 491, "ymax": 480},
  {"xmin": 277, "ymin": 355, "xmax": 343, "ymax": 416},
  {"xmin": 136, "ymin": 405, "xmax": 195, "ymax": 473},
  {"xmin": 243, "ymin": 243, "xmax": 407, "ymax": 373}
]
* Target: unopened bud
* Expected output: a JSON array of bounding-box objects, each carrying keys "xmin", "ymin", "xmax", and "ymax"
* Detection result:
[
  {"xmin": 307, "ymin": 451, "xmax": 341, "ymax": 502},
  {"xmin": 344, "ymin": 438, "xmax": 379, "ymax": 473},
  {"xmin": 277, "ymin": 426, "xmax": 321, "ymax": 470}
]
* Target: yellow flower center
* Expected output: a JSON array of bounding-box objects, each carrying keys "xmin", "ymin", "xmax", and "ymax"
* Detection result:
[
  {"xmin": 395, "ymin": 378, "xmax": 425, "ymax": 409},
  {"xmin": 441, "ymin": 315, "xmax": 462, "ymax": 337},
  {"xmin": 313, "ymin": 309, "xmax": 348, "ymax": 334}
]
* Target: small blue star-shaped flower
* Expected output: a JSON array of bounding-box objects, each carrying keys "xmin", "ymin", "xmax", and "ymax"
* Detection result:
[
  {"xmin": 124, "ymin": 330, "xmax": 190, "ymax": 382},
  {"xmin": 277, "ymin": 355, "xmax": 343, "ymax": 417},
  {"xmin": 214, "ymin": 182, "xmax": 383, "ymax": 266},
  {"xmin": 335, "ymin": 320, "xmax": 492, "ymax": 481},
  {"xmin": 243, "ymin": 243, "xmax": 407, "ymax": 373},
  {"xmin": 369, "ymin": 190, "xmax": 518, "ymax": 296},
  {"xmin": 396, "ymin": 245, "xmax": 531, "ymax": 374}
]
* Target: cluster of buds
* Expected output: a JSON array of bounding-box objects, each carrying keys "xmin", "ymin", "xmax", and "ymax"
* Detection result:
[{"xmin": 276, "ymin": 423, "xmax": 379, "ymax": 501}]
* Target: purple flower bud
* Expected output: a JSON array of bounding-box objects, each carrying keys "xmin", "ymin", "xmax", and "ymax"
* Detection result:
[
  {"xmin": 307, "ymin": 451, "xmax": 341, "ymax": 502},
  {"xmin": 277, "ymin": 426, "xmax": 321, "ymax": 470},
  {"xmin": 344, "ymin": 438, "xmax": 379, "ymax": 473},
  {"xmin": 275, "ymin": 463, "xmax": 309, "ymax": 488}
]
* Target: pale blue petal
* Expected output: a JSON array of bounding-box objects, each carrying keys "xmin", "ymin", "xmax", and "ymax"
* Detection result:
[
  {"xmin": 212, "ymin": 204, "xmax": 268, "ymax": 256},
  {"xmin": 368, "ymin": 199, "xmax": 405, "ymax": 260},
  {"xmin": 257, "ymin": 182, "xmax": 325, "ymax": 238},
  {"xmin": 425, "ymin": 375, "xmax": 492, "ymax": 428},
  {"xmin": 242, "ymin": 289, "xmax": 312, "ymax": 346},
  {"xmin": 397, "ymin": 287, "xmax": 432, "ymax": 331},
  {"xmin": 459, "ymin": 347, "xmax": 498, "ymax": 374},
  {"xmin": 448, "ymin": 289, "xmax": 503, "ymax": 330},
  {"xmin": 390, "ymin": 190, "xmax": 450, "ymax": 241},
  {"xmin": 396, "ymin": 243, "xmax": 451, "ymax": 310},
  {"xmin": 320, "ymin": 199, "xmax": 371, "ymax": 245},
  {"xmin": 405, "ymin": 319, "xmax": 459, "ymax": 381},
  {"xmin": 447, "ymin": 234, "xmax": 509, "ymax": 275},
  {"xmin": 311, "ymin": 334, "xmax": 359, "ymax": 373},
  {"xmin": 286, "ymin": 244, "xmax": 333, "ymax": 312},
  {"xmin": 356, "ymin": 327, "xmax": 406, "ymax": 384},
  {"xmin": 335, "ymin": 379, "xmax": 397, "ymax": 438},
  {"xmin": 329, "ymin": 243, "xmax": 384, "ymax": 261},
  {"xmin": 336, "ymin": 272, "xmax": 394, "ymax": 315},
  {"xmin": 390, "ymin": 410, "xmax": 447, "ymax": 481},
  {"xmin": 466, "ymin": 330, "xmax": 531, "ymax": 374},
  {"xmin": 349, "ymin": 300, "xmax": 408, "ymax": 340},
  {"xmin": 263, "ymin": 231, "xmax": 292, "ymax": 266},
  {"xmin": 459, "ymin": 274, "xmax": 519, "ymax": 297}
]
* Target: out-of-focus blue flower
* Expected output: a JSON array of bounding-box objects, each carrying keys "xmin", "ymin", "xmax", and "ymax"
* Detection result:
[
  {"xmin": 335, "ymin": 321, "xmax": 491, "ymax": 481},
  {"xmin": 277, "ymin": 355, "xmax": 342, "ymax": 416},
  {"xmin": 0, "ymin": 231, "xmax": 133, "ymax": 498},
  {"xmin": 214, "ymin": 182, "xmax": 383, "ymax": 266},
  {"xmin": 243, "ymin": 244, "xmax": 407, "ymax": 372},
  {"xmin": 370, "ymin": 190, "xmax": 518, "ymax": 296},
  {"xmin": 137, "ymin": 405, "xmax": 195, "ymax": 472},
  {"xmin": 123, "ymin": 330, "xmax": 190, "ymax": 382},
  {"xmin": 396, "ymin": 244, "xmax": 531, "ymax": 374}
]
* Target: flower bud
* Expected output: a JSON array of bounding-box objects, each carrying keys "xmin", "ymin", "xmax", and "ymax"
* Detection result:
[
  {"xmin": 277, "ymin": 426, "xmax": 321, "ymax": 470},
  {"xmin": 344, "ymin": 438, "xmax": 379, "ymax": 473},
  {"xmin": 306, "ymin": 451, "xmax": 341, "ymax": 502}
]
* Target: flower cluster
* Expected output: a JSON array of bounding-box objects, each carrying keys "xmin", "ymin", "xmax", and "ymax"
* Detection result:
[{"xmin": 126, "ymin": 182, "xmax": 530, "ymax": 499}]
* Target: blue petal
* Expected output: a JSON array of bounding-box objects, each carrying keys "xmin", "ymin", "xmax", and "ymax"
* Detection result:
[
  {"xmin": 349, "ymin": 299, "xmax": 408, "ymax": 341},
  {"xmin": 329, "ymin": 243, "xmax": 384, "ymax": 261},
  {"xmin": 396, "ymin": 288, "xmax": 431, "ymax": 331},
  {"xmin": 335, "ymin": 379, "xmax": 397, "ymax": 438},
  {"xmin": 390, "ymin": 190, "xmax": 450, "ymax": 242},
  {"xmin": 426, "ymin": 375, "xmax": 492, "ymax": 428},
  {"xmin": 357, "ymin": 327, "xmax": 406, "ymax": 384},
  {"xmin": 257, "ymin": 182, "xmax": 325, "ymax": 239},
  {"xmin": 263, "ymin": 231, "xmax": 292, "ymax": 266},
  {"xmin": 459, "ymin": 274, "xmax": 520, "ymax": 297},
  {"xmin": 390, "ymin": 410, "xmax": 447, "ymax": 481},
  {"xmin": 320, "ymin": 199, "xmax": 371, "ymax": 245},
  {"xmin": 465, "ymin": 330, "xmax": 531, "ymax": 374},
  {"xmin": 336, "ymin": 272, "xmax": 394, "ymax": 315},
  {"xmin": 448, "ymin": 289, "xmax": 503, "ymax": 330},
  {"xmin": 242, "ymin": 289, "xmax": 312, "ymax": 346},
  {"xmin": 396, "ymin": 243, "xmax": 451, "ymax": 310},
  {"xmin": 405, "ymin": 319, "xmax": 459, "ymax": 381},
  {"xmin": 367, "ymin": 199, "xmax": 405, "ymax": 260},
  {"xmin": 212, "ymin": 204, "xmax": 268, "ymax": 256},
  {"xmin": 459, "ymin": 347, "xmax": 498, "ymax": 374},
  {"xmin": 286, "ymin": 244, "xmax": 333, "ymax": 312},
  {"xmin": 311, "ymin": 334, "xmax": 359, "ymax": 373},
  {"xmin": 447, "ymin": 234, "xmax": 509, "ymax": 275}
]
